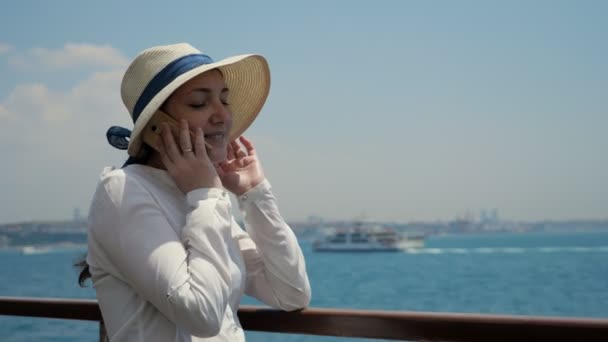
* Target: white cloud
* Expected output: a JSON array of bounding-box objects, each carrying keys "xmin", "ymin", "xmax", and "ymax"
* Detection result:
[
  {"xmin": 0, "ymin": 55, "xmax": 132, "ymax": 222},
  {"xmin": 1, "ymin": 84, "xmax": 69, "ymax": 123},
  {"xmin": 0, "ymin": 105, "xmax": 12, "ymax": 122},
  {"xmin": 0, "ymin": 43, "xmax": 13, "ymax": 55},
  {"xmin": 0, "ymin": 69, "xmax": 129, "ymax": 156},
  {"xmin": 8, "ymin": 43, "xmax": 129, "ymax": 70}
]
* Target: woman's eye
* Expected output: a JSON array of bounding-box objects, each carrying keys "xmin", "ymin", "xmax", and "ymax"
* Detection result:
[
  {"xmin": 221, "ymin": 100, "xmax": 231, "ymax": 106},
  {"xmin": 190, "ymin": 102, "xmax": 206, "ymax": 108}
]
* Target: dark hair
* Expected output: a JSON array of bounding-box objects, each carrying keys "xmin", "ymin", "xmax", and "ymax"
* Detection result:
[
  {"xmin": 75, "ymin": 256, "xmax": 91, "ymax": 287},
  {"xmin": 76, "ymin": 144, "xmax": 155, "ymax": 287}
]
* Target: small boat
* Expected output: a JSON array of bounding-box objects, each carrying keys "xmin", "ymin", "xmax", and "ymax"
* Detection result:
[
  {"xmin": 313, "ymin": 223, "xmax": 425, "ymax": 252},
  {"xmin": 21, "ymin": 245, "xmax": 54, "ymax": 255}
]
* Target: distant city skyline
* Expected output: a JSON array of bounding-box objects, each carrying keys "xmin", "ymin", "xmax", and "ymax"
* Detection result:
[
  {"xmin": 3, "ymin": 206, "xmax": 605, "ymax": 227},
  {"xmin": 1, "ymin": 1, "xmax": 607, "ymax": 223}
]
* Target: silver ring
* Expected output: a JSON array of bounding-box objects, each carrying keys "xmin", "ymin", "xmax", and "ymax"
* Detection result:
[{"xmin": 182, "ymin": 148, "xmax": 193, "ymax": 153}]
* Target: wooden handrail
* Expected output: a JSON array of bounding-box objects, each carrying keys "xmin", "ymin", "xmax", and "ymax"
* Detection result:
[
  {"xmin": 0, "ymin": 297, "xmax": 101, "ymax": 321},
  {"xmin": 1, "ymin": 296, "xmax": 608, "ymax": 341}
]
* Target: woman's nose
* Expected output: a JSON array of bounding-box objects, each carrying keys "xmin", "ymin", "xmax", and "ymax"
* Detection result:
[{"xmin": 209, "ymin": 100, "xmax": 231, "ymax": 124}]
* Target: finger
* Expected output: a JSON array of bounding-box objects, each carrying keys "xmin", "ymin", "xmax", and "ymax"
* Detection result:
[
  {"xmin": 230, "ymin": 140, "xmax": 242, "ymax": 154},
  {"xmin": 231, "ymin": 140, "xmax": 247, "ymax": 158},
  {"xmin": 215, "ymin": 164, "xmax": 225, "ymax": 178},
  {"xmin": 226, "ymin": 143, "xmax": 236, "ymax": 160},
  {"xmin": 239, "ymin": 136, "xmax": 256, "ymax": 157},
  {"xmin": 157, "ymin": 137, "xmax": 174, "ymax": 169},
  {"xmin": 161, "ymin": 123, "xmax": 181, "ymax": 163},
  {"xmin": 194, "ymin": 127, "xmax": 209, "ymax": 159},
  {"xmin": 179, "ymin": 119, "xmax": 193, "ymax": 156}
]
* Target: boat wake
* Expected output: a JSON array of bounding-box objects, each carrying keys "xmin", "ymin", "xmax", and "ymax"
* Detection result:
[
  {"xmin": 403, "ymin": 246, "xmax": 608, "ymax": 254},
  {"xmin": 20, "ymin": 243, "xmax": 87, "ymax": 255}
]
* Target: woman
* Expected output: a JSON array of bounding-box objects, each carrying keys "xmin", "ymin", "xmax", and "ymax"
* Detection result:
[{"xmin": 82, "ymin": 43, "xmax": 311, "ymax": 341}]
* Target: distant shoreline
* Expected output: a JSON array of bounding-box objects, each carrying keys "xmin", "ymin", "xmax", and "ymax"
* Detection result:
[{"xmin": 2, "ymin": 219, "xmax": 608, "ymax": 250}]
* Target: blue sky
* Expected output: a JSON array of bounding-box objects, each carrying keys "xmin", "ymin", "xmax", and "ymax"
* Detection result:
[{"xmin": 0, "ymin": 0, "xmax": 606, "ymax": 223}]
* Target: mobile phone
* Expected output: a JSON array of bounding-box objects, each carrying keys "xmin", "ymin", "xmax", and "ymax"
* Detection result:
[{"xmin": 142, "ymin": 110, "xmax": 182, "ymax": 152}]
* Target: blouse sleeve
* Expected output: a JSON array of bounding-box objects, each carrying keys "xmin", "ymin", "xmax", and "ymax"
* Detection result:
[
  {"xmin": 88, "ymin": 171, "xmax": 235, "ymax": 338},
  {"xmin": 233, "ymin": 179, "xmax": 311, "ymax": 310}
]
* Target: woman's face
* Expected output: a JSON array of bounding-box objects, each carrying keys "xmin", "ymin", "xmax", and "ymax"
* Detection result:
[{"xmin": 162, "ymin": 69, "xmax": 232, "ymax": 163}]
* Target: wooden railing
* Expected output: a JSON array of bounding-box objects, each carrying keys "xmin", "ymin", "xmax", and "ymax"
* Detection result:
[{"xmin": 1, "ymin": 296, "xmax": 608, "ymax": 341}]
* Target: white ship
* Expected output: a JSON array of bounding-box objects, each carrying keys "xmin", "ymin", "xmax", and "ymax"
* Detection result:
[{"xmin": 313, "ymin": 223, "xmax": 425, "ymax": 252}]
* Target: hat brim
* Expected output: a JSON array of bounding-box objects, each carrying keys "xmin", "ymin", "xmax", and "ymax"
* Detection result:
[{"xmin": 127, "ymin": 54, "xmax": 270, "ymax": 157}]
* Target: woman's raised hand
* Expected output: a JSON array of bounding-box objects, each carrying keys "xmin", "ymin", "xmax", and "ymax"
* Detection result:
[
  {"xmin": 216, "ymin": 136, "xmax": 265, "ymax": 196},
  {"xmin": 157, "ymin": 120, "xmax": 222, "ymax": 193}
]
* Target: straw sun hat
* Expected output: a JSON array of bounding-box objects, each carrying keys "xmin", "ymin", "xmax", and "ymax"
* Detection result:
[{"xmin": 106, "ymin": 43, "xmax": 270, "ymax": 157}]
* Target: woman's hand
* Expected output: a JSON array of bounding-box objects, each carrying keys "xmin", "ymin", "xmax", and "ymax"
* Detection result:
[
  {"xmin": 157, "ymin": 120, "xmax": 222, "ymax": 193},
  {"xmin": 216, "ymin": 136, "xmax": 265, "ymax": 196}
]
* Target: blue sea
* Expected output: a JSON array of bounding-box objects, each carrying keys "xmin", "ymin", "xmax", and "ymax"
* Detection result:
[{"xmin": 1, "ymin": 231, "xmax": 608, "ymax": 341}]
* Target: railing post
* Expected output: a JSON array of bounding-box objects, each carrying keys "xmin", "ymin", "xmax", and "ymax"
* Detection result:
[{"xmin": 99, "ymin": 321, "xmax": 108, "ymax": 342}]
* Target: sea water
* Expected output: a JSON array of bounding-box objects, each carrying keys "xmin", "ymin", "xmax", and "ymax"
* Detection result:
[{"xmin": 1, "ymin": 231, "xmax": 607, "ymax": 341}]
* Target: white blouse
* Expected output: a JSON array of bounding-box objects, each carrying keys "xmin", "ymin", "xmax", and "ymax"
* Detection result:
[{"xmin": 86, "ymin": 164, "xmax": 311, "ymax": 341}]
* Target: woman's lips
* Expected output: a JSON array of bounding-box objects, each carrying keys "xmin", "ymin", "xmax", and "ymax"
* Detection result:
[{"xmin": 204, "ymin": 133, "xmax": 225, "ymax": 144}]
